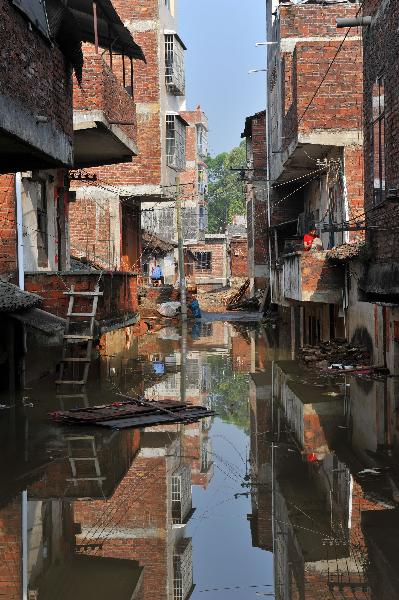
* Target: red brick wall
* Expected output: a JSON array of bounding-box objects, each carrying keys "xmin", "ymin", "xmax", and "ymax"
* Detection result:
[
  {"xmin": 251, "ymin": 112, "xmax": 267, "ymax": 175},
  {"xmin": 69, "ymin": 195, "xmax": 116, "ymax": 269},
  {"xmin": 0, "ymin": 174, "xmax": 17, "ymax": 278},
  {"xmin": 300, "ymin": 251, "xmax": 344, "ymax": 299},
  {"xmin": 0, "ymin": 500, "xmax": 21, "ymax": 600},
  {"xmin": 0, "ymin": 0, "xmax": 73, "ymax": 139},
  {"xmin": 363, "ymin": 0, "xmax": 399, "ymax": 268},
  {"xmin": 278, "ymin": 4, "xmax": 363, "ymax": 149},
  {"xmin": 24, "ymin": 272, "xmax": 138, "ymax": 321},
  {"xmin": 231, "ymin": 335, "xmax": 251, "ymax": 372},
  {"xmin": 189, "ymin": 241, "xmax": 226, "ymax": 279},
  {"xmin": 230, "ymin": 239, "xmax": 248, "ymax": 277},
  {"xmin": 74, "ymin": 4, "xmax": 162, "ymax": 188},
  {"xmin": 74, "ymin": 454, "xmax": 169, "ymax": 600},
  {"xmin": 74, "ymin": 46, "xmax": 137, "ymax": 142}
]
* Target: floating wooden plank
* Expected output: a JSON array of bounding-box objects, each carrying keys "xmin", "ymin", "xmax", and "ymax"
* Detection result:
[{"xmin": 50, "ymin": 396, "xmax": 215, "ymax": 429}]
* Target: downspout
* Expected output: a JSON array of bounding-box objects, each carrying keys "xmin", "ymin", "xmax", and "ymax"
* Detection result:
[{"xmin": 16, "ymin": 172, "xmax": 24, "ymax": 290}]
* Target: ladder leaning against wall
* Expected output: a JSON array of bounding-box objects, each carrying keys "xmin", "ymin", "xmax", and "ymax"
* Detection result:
[{"xmin": 55, "ymin": 284, "xmax": 103, "ymax": 388}]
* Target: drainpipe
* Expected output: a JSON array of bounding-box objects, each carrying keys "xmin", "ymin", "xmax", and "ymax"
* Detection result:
[{"xmin": 16, "ymin": 172, "xmax": 24, "ymax": 290}]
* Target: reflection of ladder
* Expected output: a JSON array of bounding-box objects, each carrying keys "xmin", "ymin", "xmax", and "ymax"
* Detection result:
[
  {"xmin": 56, "ymin": 392, "xmax": 89, "ymax": 411},
  {"xmin": 65, "ymin": 435, "xmax": 106, "ymax": 487},
  {"xmin": 55, "ymin": 285, "xmax": 102, "ymax": 387}
]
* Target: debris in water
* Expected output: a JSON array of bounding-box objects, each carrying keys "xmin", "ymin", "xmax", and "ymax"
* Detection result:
[{"xmin": 50, "ymin": 394, "xmax": 215, "ymax": 429}]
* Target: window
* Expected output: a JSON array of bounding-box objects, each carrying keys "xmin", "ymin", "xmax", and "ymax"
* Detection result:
[
  {"xmin": 166, "ymin": 115, "xmax": 186, "ymax": 171},
  {"xmin": 174, "ymin": 539, "xmax": 193, "ymax": 600},
  {"xmin": 372, "ymin": 76, "xmax": 385, "ymax": 205},
  {"xmin": 194, "ymin": 251, "xmax": 211, "ymax": 271},
  {"xmin": 37, "ymin": 180, "xmax": 48, "ymax": 267},
  {"xmin": 199, "ymin": 205, "xmax": 206, "ymax": 231},
  {"xmin": 165, "ymin": 34, "xmax": 185, "ymax": 95},
  {"xmin": 196, "ymin": 124, "xmax": 208, "ymax": 157},
  {"xmin": 197, "ymin": 166, "xmax": 207, "ymax": 195},
  {"xmin": 171, "ymin": 465, "xmax": 192, "ymax": 524}
]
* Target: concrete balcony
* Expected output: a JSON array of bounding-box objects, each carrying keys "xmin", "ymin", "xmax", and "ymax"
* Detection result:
[
  {"xmin": 73, "ymin": 52, "xmax": 138, "ymax": 168},
  {"xmin": 283, "ymin": 250, "xmax": 343, "ymax": 304}
]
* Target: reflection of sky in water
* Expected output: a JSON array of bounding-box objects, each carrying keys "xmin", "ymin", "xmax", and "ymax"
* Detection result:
[{"xmin": 189, "ymin": 419, "xmax": 274, "ymax": 599}]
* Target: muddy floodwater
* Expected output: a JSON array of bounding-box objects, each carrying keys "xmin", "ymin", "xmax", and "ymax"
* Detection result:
[{"xmin": 1, "ymin": 319, "xmax": 399, "ymax": 599}]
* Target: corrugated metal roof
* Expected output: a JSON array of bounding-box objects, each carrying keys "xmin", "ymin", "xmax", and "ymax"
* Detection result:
[{"xmin": 0, "ymin": 282, "xmax": 42, "ymax": 313}]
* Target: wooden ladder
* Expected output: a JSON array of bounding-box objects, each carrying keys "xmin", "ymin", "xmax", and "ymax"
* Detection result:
[
  {"xmin": 65, "ymin": 435, "xmax": 106, "ymax": 485},
  {"xmin": 55, "ymin": 284, "xmax": 103, "ymax": 387}
]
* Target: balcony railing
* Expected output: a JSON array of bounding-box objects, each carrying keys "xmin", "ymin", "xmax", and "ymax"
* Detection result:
[{"xmin": 283, "ymin": 250, "xmax": 344, "ymax": 304}]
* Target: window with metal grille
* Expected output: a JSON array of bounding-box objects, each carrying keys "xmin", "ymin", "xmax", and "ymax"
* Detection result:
[
  {"xmin": 199, "ymin": 205, "xmax": 207, "ymax": 231},
  {"xmin": 165, "ymin": 34, "xmax": 185, "ymax": 95},
  {"xmin": 171, "ymin": 465, "xmax": 192, "ymax": 524},
  {"xmin": 194, "ymin": 251, "xmax": 211, "ymax": 271},
  {"xmin": 173, "ymin": 539, "xmax": 193, "ymax": 600},
  {"xmin": 166, "ymin": 115, "xmax": 186, "ymax": 171},
  {"xmin": 196, "ymin": 124, "xmax": 208, "ymax": 157},
  {"xmin": 200, "ymin": 437, "xmax": 213, "ymax": 473},
  {"xmin": 372, "ymin": 75, "xmax": 385, "ymax": 206},
  {"xmin": 197, "ymin": 167, "xmax": 207, "ymax": 195}
]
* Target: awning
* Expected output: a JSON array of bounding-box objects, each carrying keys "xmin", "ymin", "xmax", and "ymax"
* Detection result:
[
  {"xmin": 65, "ymin": 0, "xmax": 145, "ymax": 61},
  {"xmin": 0, "ymin": 282, "xmax": 42, "ymax": 313},
  {"xmin": 10, "ymin": 308, "xmax": 67, "ymax": 335}
]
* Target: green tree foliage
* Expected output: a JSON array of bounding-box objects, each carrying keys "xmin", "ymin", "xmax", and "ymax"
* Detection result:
[
  {"xmin": 207, "ymin": 354, "xmax": 250, "ymax": 433},
  {"xmin": 205, "ymin": 141, "xmax": 246, "ymax": 233}
]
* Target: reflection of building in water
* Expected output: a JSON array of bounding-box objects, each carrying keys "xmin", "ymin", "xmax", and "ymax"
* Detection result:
[
  {"xmin": 248, "ymin": 372, "xmax": 273, "ymax": 551},
  {"xmin": 27, "ymin": 430, "xmax": 141, "ymax": 501},
  {"xmin": 248, "ymin": 360, "xmax": 399, "ymax": 600},
  {"xmin": 73, "ymin": 430, "xmax": 195, "ymax": 600},
  {"xmin": 0, "ymin": 496, "xmax": 144, "ymax": 600},
  {"xmin": 144, "ymin": 348, "xmax": 214, "ymax": 490}
]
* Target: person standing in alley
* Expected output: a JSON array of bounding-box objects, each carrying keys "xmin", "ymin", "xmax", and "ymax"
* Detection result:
[{"xmin": 151, "ymin": 263, "xmax": 164, "ymax": 286}]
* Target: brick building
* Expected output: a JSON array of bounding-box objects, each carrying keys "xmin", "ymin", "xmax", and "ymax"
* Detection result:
[
  {"xmin": 179, "ymin": 107, "xmax": 209, "ymax": 243},
  {"xmin": 241, "ymin": 110, "xmax": 269, "ymax": 294},
  {"xmin": 259, "ymin": 1, "xmax": 364, "ymax": 347},
  {"xmin": 73, "ymin": 430, "xmax": 195, "ymax": 600},
  {"xmin": 267, "ymin": 357, "xmax": 399, "ymax": 600},
  {"xmin": 339, "ymin": 0, "xmax": 399, "ymax": 374},
  {"xmin": 185, "ymin": 234, "xmax": 228, "ymax": 291},
  {"xmin": 70, "ymin": 0, "xmax": 190, "ymax": 265}
]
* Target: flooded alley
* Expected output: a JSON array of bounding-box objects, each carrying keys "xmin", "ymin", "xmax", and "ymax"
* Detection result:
[{"xmin": 0, "ymin": 318, "xmax": 398, "ymax": 599}]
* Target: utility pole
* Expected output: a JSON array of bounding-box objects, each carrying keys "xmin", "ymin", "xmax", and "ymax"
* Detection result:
[
  {"xmin": 265, "ymin": 0, "xmax": 274, "ymax": 305},
  {"xmin": 176, "ymin": 176, "xmax": 187, "ymax": 320}
]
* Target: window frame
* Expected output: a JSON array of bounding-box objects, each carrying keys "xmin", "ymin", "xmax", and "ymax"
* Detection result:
[
  {"xmin": 165, "ymin": 33, "xmax": 185, "ymax": 96},
  {"xmin": 371, "ymin": 75, "xmax": 386, "ymax": 206},
  {"xmin": 194, "ymin": 251, "xmax": 212, "ymax": 272},
  {"xmin": 166, "ymin": 114, "xmax": 186, "ymax": 171}
]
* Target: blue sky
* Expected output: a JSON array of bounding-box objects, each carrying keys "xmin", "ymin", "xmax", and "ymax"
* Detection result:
[{"xmin": 180, "ymin": 0, "xmax": 266, "ymax": 157}]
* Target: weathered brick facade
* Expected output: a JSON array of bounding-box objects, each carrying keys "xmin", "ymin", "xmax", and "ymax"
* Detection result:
[
  {"xmin": 0, "ymin": 175, "xmax": 16, "ymax": 277},
  {"xmin": 0, "ymin": 500, "xmax": 21, "ymax": 600},
  {"xmin": 257, "ymin": 1, "xmax": 365, "ymax": 346},
  {"xmin": 24, "ymin": 271, "xmax": 139, "ymax": 324},
  {"xmin": 0, "ymin": 0, "xmax": 73, "ymax": 141},
  {"xmin": 229, "ymin": 238, "xmax": 248, "ymax": 278},
  {"xmin": 242, "ymin": 110, "xmax": 269, "ymax": 292},
  {"xmin": 179, "ymin": 107, "xmax": 208, "ymax": 243},
  {"xmin": 187, "ymin": 235, "xmax": 228, "ymax": 290},
  {"xmin": 73, "ymin": 45, "xmax": 137, "ymax": 142}
]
